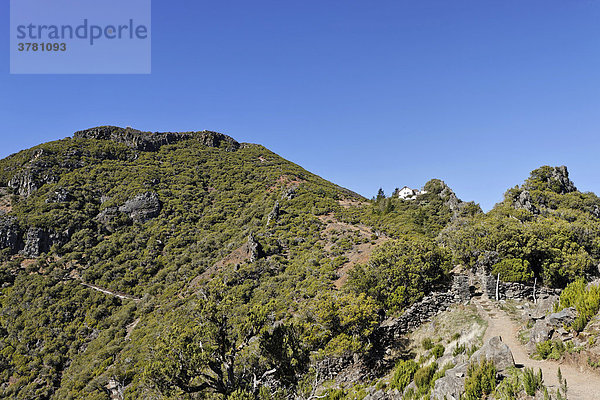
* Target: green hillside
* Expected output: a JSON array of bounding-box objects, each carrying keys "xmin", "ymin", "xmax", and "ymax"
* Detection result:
[
  {"xmin": 1, "ymin": 128, "xmax": 598, "ymax": 399},
  {"xmin": 0, "ymin": 127, "xmax": 460, "ymax": 399}
]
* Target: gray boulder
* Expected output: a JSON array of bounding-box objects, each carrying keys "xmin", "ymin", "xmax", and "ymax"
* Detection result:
[
  {"xmin": 546, "ymin": 307, "xmax": 577, "ymax": 327},
  {"xmin": 432, "ymin": 337, "xmax": 515, "ymax": 400},
  {"xmin": 470, "ymin": 336, "xmax": 515, "ymax": 374},
  {"xmin": 403, "ymin": 381, "xmax": 419, "ymax": 398},
  {"xmin": 431, "ymin": 362, "xmax": 468, "ymax": 400},
  {"xmin": 526, "ymin": 307, "xmax": 577, "ymax": 353}
]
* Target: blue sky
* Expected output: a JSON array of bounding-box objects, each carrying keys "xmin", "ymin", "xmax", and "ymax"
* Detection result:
[{"xmin": 1, "ymin": 0, "xmax": 599, "ymax": 210}]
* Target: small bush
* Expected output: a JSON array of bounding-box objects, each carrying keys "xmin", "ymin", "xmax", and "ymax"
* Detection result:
[
  {"xmin": 422, "ymin": 337, "xmax": 434, "ymax": 350},
  {"xmin": 431, "ymin": 344, "xmax": 445, "ymax": 359},
  {"xmin": 453, "ymin": 343, "xmax": 466, "ymax": 356},
  {"xmin": 536, "ymin": 340, "xmax": 566, "ymax": 360},
  {"xmin": 414, "ymin": 362, "xmax": 437, "ymax": 393},
  {"xmin": 522, "ymin": 367, "xmax": 543, "ymax": 396},
  {"xmin": 390, "ymin": 359, "xmax": 419, "ymax": 392},
  {"xmin": 463, "ymin": 358, "xmax": 497, "ymax": 400}
]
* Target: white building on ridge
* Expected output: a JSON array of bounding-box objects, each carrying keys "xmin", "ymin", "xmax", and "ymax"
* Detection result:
[{"xmin": 396, "ymin": 186, "xmax": 427, "ymax": 200}]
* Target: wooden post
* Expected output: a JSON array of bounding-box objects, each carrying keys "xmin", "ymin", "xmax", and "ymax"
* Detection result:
[
  {"xmin": 533, "ymin": 277, "xmax": 537, "ymax": 304},
  {"xmin": 496, "ymin": 273, "xmax": 500, "ymax": 301}
]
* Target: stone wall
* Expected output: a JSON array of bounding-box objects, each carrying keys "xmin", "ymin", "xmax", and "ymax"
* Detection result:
[
  {"xmin": 378, "ymin": 275, "xmax": 471, "ymax": 341},
  {"xmin": 479, "ymin": 272, "xmax": 561, "ymax": 301}
]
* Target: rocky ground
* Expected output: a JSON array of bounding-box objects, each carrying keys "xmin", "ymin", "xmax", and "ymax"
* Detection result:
[
  {"xmin": 348, "ymin": 292, "xmax": 600, "ymax": 400},
  {"xmin": 475, "ymin": 296, "xmax": 599, "ymax": 400}
]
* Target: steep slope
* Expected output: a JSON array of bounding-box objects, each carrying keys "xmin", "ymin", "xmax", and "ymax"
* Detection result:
[{"xmin": 0, "ymin": 127, "xmax": 459, "ymax": 400}]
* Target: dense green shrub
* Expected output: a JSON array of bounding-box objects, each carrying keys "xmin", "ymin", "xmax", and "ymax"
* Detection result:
[
  {"xmin": 492, "ymin": 258, "xmax": 533, "ymax": 283},
  {"xmin": 522, "ymin": 367, "xmax": 543, "ymax": 396},
  {"xmin": 463, "ymin": 358, "xmax": 497, "ymax": 400},
  {"xmin": 390, "ymin": 359, "xmax": 419, "ymax": 392},
  {"xmin": 346, "ymin": 236, "xmax": 451, "ymax": 312},
  {"xmin": 440, "ymin": 166, "xmax": 600, "ymax": 288},
  {"xmin": 431, "ymin": 344, "xmax": 445, "ymax": 359},
  {"xmin": 422, "ymin": 338, "xmax": 434, "ymax": 350},
  {"xmin": 414, "ymin": 362, "xmax": 437, "ymax": 393},
  {"xmin": 555, "ymin": 279, "xmax": 600, "ymax": 332},
  {"xmin": 536, "ymin": 340, "xmax": 566, "ymax": 360}
]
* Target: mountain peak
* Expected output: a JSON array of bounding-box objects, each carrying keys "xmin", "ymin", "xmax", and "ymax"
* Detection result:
[{"xmin": 523, "ymin": 165, "xmax": 577, "ymax": 194}]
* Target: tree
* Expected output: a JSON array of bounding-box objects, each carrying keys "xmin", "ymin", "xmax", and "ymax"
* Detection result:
[
  {"xmin": 346, "ymin": 235, "xmax": 450, "ymax": 312},
  {"xmin": 145, "ymin": 284, "xmax": 266, "ymax": 397}
]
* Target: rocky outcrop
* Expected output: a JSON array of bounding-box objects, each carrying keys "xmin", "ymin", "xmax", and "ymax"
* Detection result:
[
  {"xmin": 432, "ymin": 337, "xmax": 514, "ymax": 400},
  {"xmin": 513, "ymin": 190, "xmax": 538, "ymax": 214},
  {"xmin": 470, "ymin": 336, "xmax": 515, "ymax": 373},
  {"xmin": 524, "ymin": 165, "xmax": 577, "ymax": 194},
  {"xmin": 247, "ymin": 233, "xmax": 264, "ymax": 263},
  {"xmin": 21, "ymin": 227, "xmax": 71, "ymax": 257},
  {"xmin": 118, "ymin": 192, "xmax": 161, "ymax": 223},
  {"xmin": 0, "ymin": 216, "xmax": 22, "ymax": 253},
  {"xmin": 431, "ymin": 362, "xmax": 468, "ymax": 400},
  {"xmin": 45, "ymin": 187, "xmax": 72, "ymax": 203},
  {"xmin": 526, "ymin": 307, "xmax": 577, "ymax": 353},
  {"xmin": 22, "ymin": 227, "xmax": 51, "ymax": 257},
  {"xmin": 74, "ymin": 126, "xmax": 240, "ymax": 152},
  {"xmin": 267, "ymin": 201, "xmax": 280, "ymax": 225},
  {"xmin": 8, "ymin": 167, "xmax": 57, "ymax": 197},
  {"xmin": 281, "ymin": 187, "xmax": 297, "ymax": 200}
]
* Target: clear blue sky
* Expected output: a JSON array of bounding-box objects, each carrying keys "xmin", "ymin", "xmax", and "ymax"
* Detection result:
[{"xmin": 1, "ymin": 1, "xmax": 599, "ymax": 210}]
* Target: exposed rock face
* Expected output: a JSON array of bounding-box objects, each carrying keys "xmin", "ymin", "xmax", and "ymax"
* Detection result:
[
  {"xmin": 22, "ymin": 227, "xmax": 51, "ymax": 257},
  {"xmin": 513, "ymin": 190, "xmax": 538, "ymax": 214},
  {"xmin": 524, "ymin": 165, "xmax": 577, "ymax": 194},
  {"xmin": 118, "ymin": 192, "xmax": 161, "ymax": 223},
  {"xmin": 424, "ymin": 179, "xmax": 481, "ymax": 219},
  {"xmin": 74, "ymin": 126, "xmax": 240, "ymax": 152},
  {"xmin": 281, "ymin": 187, "xmax": 296, "ymax": 200},
  {"xmin": 0, "ymin": 216, "xmax": 22, "ymax": 253},
  {"xmin": 8, "ymin": 167, "xmax": 58, "ymax": 197},
  {"xmin": 526, "ymin": 307, "xmax": 577, "ymax": 353},
  {"xmin": 96, "ymin": 207, "xmax": 124, "ymax": 232},
  {"xmin": 267, "ymin": 201, "xmax": 280, "ymax": 225},
  {"xmin": 46, "ymin": 187, "xmax": 72, "ymax": 203}
]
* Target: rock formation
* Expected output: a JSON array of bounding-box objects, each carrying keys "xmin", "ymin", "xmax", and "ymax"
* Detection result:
[{"xmin": 74, "ymin": 126, "xmax": 240, "ymax": 152}]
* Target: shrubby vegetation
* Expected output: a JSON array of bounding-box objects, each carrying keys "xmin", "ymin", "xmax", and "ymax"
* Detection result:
[
  {"xmin": 345, "ymin": 235, "xmax": 451, "ymax": 312},
  {"xmin": 0, "ymin": 131, "xmax": 598, "ymax": 400},
  {"xmin": 554, "ymin": 278, "xmax": 600, "ymax": 332},
  {"xmin": 441, "ymin": 166, "xmax": 600, "ymax": 287},
  {"xmin": 463, "ymin": 358, "xmax": 497, "ymax": 400}
]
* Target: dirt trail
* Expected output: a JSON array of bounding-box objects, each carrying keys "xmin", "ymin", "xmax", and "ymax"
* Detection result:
[
  {"xmin": 474, "ymin": 297, "xmax": 598, "ymax": 400},
  {"xmin": 80, "ymin": 282, "xmax": 141, "ymax": 302}
]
